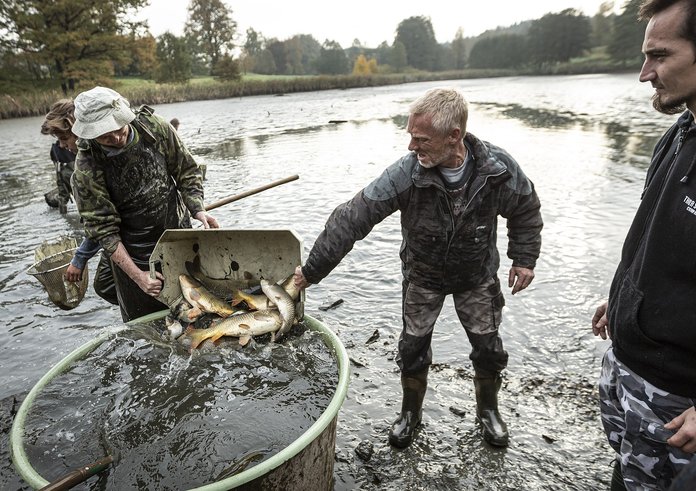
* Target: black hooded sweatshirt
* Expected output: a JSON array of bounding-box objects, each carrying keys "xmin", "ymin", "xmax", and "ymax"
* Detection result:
[{"xmin": 608, "ymin": 110, "xmax": 696, "ymax": 397}]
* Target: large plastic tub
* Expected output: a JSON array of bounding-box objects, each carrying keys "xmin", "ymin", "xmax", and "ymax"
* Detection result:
[
  {"xmin": 10, "ymin": 312, "xmax": 349, "ymax": 490},
  {"xmin": 13, "ymin": 228, "xmax": 348, "ymax": 489}
]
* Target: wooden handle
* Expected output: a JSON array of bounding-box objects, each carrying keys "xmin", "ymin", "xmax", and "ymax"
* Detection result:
[{"xmin": 204, "ymin": 174, "xmax": 299, "ymax": 212}]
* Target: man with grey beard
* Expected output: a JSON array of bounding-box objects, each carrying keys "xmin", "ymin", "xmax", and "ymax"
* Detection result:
[
  {"xmin": 294, "ymin": 87, "xmax": 542, "ymax": 449},
  {"xmin": 592, "ymin": 0, "xmax": 696, "ymax": 489}
]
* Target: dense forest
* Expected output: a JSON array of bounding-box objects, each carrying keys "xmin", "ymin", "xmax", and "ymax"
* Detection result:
[{"xmin": 0, "ymin": 0, "xmax": 646, "ymax": 110}]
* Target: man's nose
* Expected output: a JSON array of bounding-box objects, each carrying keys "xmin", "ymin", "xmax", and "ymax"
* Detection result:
[{"xmin": 639, "ymin": 59, "xmax": 655, "ymax": 83}]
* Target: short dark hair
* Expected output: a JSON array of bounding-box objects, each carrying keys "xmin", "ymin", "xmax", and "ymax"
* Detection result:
[{"xmin": 640, "ymin": 0, "xmax": 696, "ymax": 53}]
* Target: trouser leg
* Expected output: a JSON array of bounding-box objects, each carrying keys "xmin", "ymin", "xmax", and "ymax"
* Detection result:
[
  {"xmin": 93, "ymin": 253, "xmax": 118, "ymax": 305},
  {"xmin": 599, "ymin": 348, "xmax": 693, "ymax": 490},
  {"xmin": 391, "ymin": 280, "xmax": 444, "ymax": 448},
  {"xmin": 453, "ymin": 277, "xmax": 509, "ymax": 446},
  {"xmin": 111, "ymin": 256, "xmax": 167, "ymax": 323}
]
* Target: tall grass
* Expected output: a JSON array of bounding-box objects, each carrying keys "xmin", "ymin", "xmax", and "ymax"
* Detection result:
[{"xmin": 0, "ymin": 70, "xmax": 516, "ymax": 120}]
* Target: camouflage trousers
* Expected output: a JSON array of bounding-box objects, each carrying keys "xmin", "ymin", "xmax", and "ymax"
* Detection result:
[
  {"xmin": 599, "ymin": 348, "xmax": 694, "ymax": 490},
  {"xmin": 396, "ymin": 276, "xmax": 508, "ymax": 377}
]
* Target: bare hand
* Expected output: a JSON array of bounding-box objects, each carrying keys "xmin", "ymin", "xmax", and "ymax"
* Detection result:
[
  {"xmin": 666, "ymin": 406, "xmax": 696, "ymax": 453},
  {"xmin": 293, "ymin": 265, "xmax": 310, "ymax": 290},
  {"xmin": 65, "ymin": 264, "xmax": 83, "ymax": 282},
  {"xmin": 194, "ymin": 211, "xmax": 219, "ymax": 229},
  {"xmin": 592, "ymin": 301, "xmax": 610, "ymax": 340},
  {"xmin": 135, "ymin": 270, "xmax": 165, "ymax": 297},
  {"xmin": 508, "ymin": 266, "xmax": 534, "ymax": 295}
]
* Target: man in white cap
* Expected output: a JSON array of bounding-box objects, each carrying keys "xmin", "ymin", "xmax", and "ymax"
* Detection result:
[{"xmin": 71, "ymin": 86, "xmax": 218, "ymax": 321}]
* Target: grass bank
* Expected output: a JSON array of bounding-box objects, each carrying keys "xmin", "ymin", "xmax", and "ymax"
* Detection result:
[{"xmin": 0, "ymin": 69, "xmax": 517, "ymax": 120}]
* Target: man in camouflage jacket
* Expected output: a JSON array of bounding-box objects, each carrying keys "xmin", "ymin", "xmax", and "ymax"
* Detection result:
[
  {"xmin": 71, "ymin": 86, "xmax": 218, "ymax": 321},
  {"xmin": 294, "ymin": 88, "xmax": 542, "ymax": 448}
]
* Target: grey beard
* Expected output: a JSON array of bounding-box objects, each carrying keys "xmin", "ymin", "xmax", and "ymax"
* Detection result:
[{"xmin": 653, "ymin": 93, "xmax": 686, "ymax": 115}]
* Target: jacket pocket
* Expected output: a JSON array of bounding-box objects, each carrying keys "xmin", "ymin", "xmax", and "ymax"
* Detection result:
[{"xmin": 612, "ymin": 274, "xmax": 643, "ymax": 345}]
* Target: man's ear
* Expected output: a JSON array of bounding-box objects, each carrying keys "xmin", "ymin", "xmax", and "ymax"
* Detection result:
[{"xmin": 448, "ymin": 127, "xmax": 462, "ymax": 143}]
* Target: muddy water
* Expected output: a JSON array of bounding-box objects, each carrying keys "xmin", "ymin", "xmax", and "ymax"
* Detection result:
[{"xmin": 0, "ymin": 74, "xmax": 677, "ymax": 490}]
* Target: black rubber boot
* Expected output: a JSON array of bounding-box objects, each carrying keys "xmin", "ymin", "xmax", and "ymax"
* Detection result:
[
  {"xmin": 474, "ymin": 375, "xmax": 509, "ymax": 447},
  {"xmin": 388, "ymin": 368, "xmax": 428, "ymax": 448}
]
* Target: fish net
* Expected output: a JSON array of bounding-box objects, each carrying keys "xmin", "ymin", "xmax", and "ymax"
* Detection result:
[{"xmin": 27, "ymin": 237, "xmax": 88, "ymax": 310}]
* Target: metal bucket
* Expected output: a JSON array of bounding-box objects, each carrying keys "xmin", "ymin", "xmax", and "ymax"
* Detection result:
[
  {"xmin": 26, "ymin": 237, "xmax": 87, "ymax": 310},
  {"xmin": 10, "ymin": 313, "xmax": 349, "ymax": 490}
]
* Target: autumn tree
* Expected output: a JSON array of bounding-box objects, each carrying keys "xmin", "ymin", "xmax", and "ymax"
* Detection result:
[
  {"xmin": 352, "ymin": 54, "xmax": 377, "ymax": 75},
  {"xmin": 0, "ymin": 0, "xmax": 147, "ymax": 92},
  {"xmin": 184, "ymin": 0, "xmax": 236, "ymax": 74}
]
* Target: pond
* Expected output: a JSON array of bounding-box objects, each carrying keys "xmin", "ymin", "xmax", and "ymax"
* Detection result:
[{"xmin": 0, "ymin": 73, "xmax": 676, "ymax": 490}]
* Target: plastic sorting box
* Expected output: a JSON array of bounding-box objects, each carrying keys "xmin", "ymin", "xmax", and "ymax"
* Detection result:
[{"xmin": 148, "ymin": 229, "xmax": 304, "ymax": 319}]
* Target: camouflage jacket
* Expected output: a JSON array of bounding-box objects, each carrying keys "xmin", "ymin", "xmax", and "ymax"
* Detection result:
[
  {"xmin": 72, "ymin": 106, "xmax": 205, "ymax": 260},
  {"xmin": 302, "ymin": 132, "xmax": 543, "ymax": 292}
]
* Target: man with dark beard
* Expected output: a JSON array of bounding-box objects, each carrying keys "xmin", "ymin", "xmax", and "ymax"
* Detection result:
[{"xmin": 591, "ymin": 0, "xmax": 696, "ymax": 489}]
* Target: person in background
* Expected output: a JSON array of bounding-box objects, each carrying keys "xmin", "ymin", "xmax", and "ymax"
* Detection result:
[
  {"xmin": 170, "ymin": 118, "xmax": 180, "ymax": 131},
  {"xmin": 591, "ymin": 0, "xmax": 696, "ymax": 488},
  {"xmin": 40, "ymin": 98, "xmax": 117, "ymax": 305},
  {"xmin": 71, "ymin": 86, "xmax": 218, "ymax": 321},
  {"xmin": 293, "ymin": 87, "xmax": 542, "ymax": 448},
  {"xmin": 41, "ymin": 99, "xmax": 77, "ymax": 214}
]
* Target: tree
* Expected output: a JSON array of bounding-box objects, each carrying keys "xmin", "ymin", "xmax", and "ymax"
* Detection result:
[
  {"xmin": 184, "ymin": 0, "xmax": 236, "ymax": 74},
  {"xmin": 212, "ymin": 53, "xmax": 240, "ymax": 81},
  {"xmin": 451, "ymin": 28, "xmax": 467, "ymax": 70},
  {"xmin": 352, "ymin": 54, "xmax": 377, "ymax": 75},
  {"xmin": 394, "ymin": 16, "xmax": 439, "ymax": 71},
  {"xmin": 0, "ymin": 0, "xmax": 147, "ymax": 93},
  {"xmin": 607, "ymin": 0, "xmax": 646, "ymax": 66},
  {"xmin": 315, "ymin": 40, "xmax": 349, "ymax": 75},
  {"xmin": 590, "ymin": 1, "xmax": 616, "ymax": 48},
  {"xmin": 390, "ymin": 41, "xmax": 408, "ymax": 72},
  {"xmin": 527, "ymin": 9, "xmax": 591, "ymax": 65},
  {"xmin": 154, "ymin": 32, "xmax": 191, "ymax": 83},
  {"xmin": 118, "ymin": 34, "xmax": 157, "ymax": 78},
  {"xmin": 469, "ymin": 34, "xmax": 528, "ymax": 69}
]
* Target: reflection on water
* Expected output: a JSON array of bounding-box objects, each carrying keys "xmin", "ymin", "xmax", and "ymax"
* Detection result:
[{"xmin": 0, "ymin": 73, "xmax": 680, "ymax": 490}]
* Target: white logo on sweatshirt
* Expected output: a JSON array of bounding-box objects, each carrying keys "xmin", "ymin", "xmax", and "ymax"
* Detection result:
[{"xmin": 684, "ymin": 195, "xmax": 696, "ymax": 216}]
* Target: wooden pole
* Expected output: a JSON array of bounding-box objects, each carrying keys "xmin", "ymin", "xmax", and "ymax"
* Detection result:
[{"xmin": 204, "ymin": 174, "xmax": 300, "ymax": 212}]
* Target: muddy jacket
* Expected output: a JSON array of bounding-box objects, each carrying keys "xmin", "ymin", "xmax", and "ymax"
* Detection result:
[
  {"xmin": 72, "ymin": 106, "xmax": 205, "ymax": 262},
  {"xmin": 303, "ymin": 132, "xmax": 543, "ymax": 292},
  {"xmin": 49, "ymin": 142, "xmax": 75, "ymax": 204},
  {"xmin": 608, "ymin": 110, "xmax": 696, "ymax": 397}
]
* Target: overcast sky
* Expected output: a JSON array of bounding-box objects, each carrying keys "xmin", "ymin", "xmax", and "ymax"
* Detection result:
[{"xmin": 139, "ymin": 0, "xmax": 622, "ymax": 48}]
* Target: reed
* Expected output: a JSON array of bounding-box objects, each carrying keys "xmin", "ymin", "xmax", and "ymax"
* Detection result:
[{"xmin": 0, "ymin": 70, "xmax": 518, "ymax": 120}]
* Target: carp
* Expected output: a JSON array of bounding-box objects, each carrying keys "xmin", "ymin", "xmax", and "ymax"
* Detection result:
[
  {"xmin": 260, "ymin": 279, "xmax": 296, "ymax": 339},
  {"xmin": 179, "ymin": 310, "xmax": 283, "ymax": 349},
  {"xmin": 179, "ymin": 274, "xmax": 236, "ymax": 318}
]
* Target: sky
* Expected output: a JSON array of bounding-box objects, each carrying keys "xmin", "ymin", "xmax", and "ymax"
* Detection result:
[{"xmin": 139, "ymin": 0, "xmax": 622, "ymax": 48}]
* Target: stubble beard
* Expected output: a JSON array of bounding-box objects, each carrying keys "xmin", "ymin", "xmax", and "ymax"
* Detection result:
[{"xmin": 652, "ymin": 92, "xmax": 687, "ymax": 115}]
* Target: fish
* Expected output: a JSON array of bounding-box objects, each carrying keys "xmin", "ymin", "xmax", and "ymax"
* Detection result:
[
  {"xmin": 171, "ymin": 299, "xmax": 204, "ymax": 324},
  {"xmin": 179, "ymin": 310, "xmax": 283, "ymax": 349},
  {"xmin": 231, "ymin": 273, "xmax": 301, "ymax": 309},
  {"xmin": 230, "ymin": 289, "xmax": 275, "ymax": 310},
  {"xmin": 179, "ymin": 274, "xmax": 237, "ymax": 318},
  {"xmin": 260, "ymin": 278, "xmax": 296, "ymax": 339},
  {"xmin": 164, "ymin": 315, "xmax": 186, "ymax": 340}
]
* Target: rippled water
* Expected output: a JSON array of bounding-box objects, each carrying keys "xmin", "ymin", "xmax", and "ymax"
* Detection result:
[{"xmin": 0, "ymin": 73, "xmax": 677, "ymax": 490}]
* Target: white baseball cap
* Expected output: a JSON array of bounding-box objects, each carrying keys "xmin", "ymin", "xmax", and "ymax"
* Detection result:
[{"xmin": 72, "ymin": 86, "xmax": 136, "ymax": 139}]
